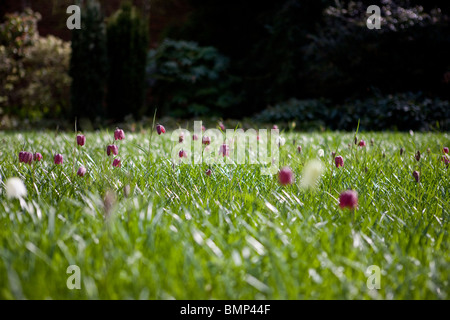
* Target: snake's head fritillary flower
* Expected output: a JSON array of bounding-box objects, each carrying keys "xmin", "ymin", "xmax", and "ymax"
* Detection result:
[
  {"xmin": 272, "ymin": 125, "xmax": 278, "ymax": 130},
  {"xmin": 415, "ymin": 150, "xmax": 421, "ymax": 161},
  {"xmin": 107, "ymin": 145, "xmax": 119, "ymax": 156},
  {"xmin": 77, "ymin": 134, "xmax": 86, "ymax": 146},
  {"xmin": 202, "ymin": 136, "xmax": 211, "ymax": 145},
  {"xmin": 156, "ymin": 124, "xmax": 165, "ymax": 135},
  {"xmin": 297, "ymin": 145, "xmax": 302, "ymax": 153},
  {"xmin": 335, "ymin": 155, "xmax": 344, "ymax": 168},
  {"xmin": 278, "ymin": 166, "xmax": 294, "ymax": 186},
  {"xmin": 179, "ymin": 150, "xmax": 187, "ymax": 158},
  {"xmin": 219, "ymin": 144, "xmax": 229, "ymax": 157},
  {"xmin": 205, "ymin": 169, "xmax": 212, "ymax": 176},
  {"xmin": 112, "ymin": 158, "xmax": 121, "ymax": 167},
  {"xmin": 179, "ymin": 133, "xmax": 184, "ymax": 143},
  {"xmin": 443, "ymin": 147, "xmax": 449, "ymax": 154},
  {"xmin": 412, "ymin": 170, "xmax": 420, "ymax": 183},
  {"xmin": 77, "ymin": 166, "xmax": 87, "ymax": 177},
  {"xmin": 400, "ymin": 147, "xmax": 404, "ymax": 156},
  {"xmin": 359, "ymin": 140, "xmax": 366, "ymax": 147},
  {"xmin": 33, "ymin": 152, "xmax": 43, "ymax": 162},
  {"xmin": 54, "ymin": 154, "xmax": 63, "ymax": 165},
  {"xmin": 19, "ymin": 151, "xmax": 32, "ymax": 165},
  {"xmin": 218, "ymin": 122, "xmax": 225, "ymax": 131},
  {"xmin": 114, "ymin": 128, "xmax": 125, "ymax": 141},
  {"xmin": 192, "ymin": 134, "xmax": 198, "ymax": 141},
  {"xmin": 339, "ymin": 190, "xmax": 358, "ymax": 210}
]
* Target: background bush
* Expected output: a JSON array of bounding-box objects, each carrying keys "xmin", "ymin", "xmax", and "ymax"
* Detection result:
[
  {"xmin": 0, "ymin": 9, "xmax": 71, "ymax": 121},
  {"xmin": 146, "ymin": 39, "xmax": 240, "ymax": 117},
  {"xmin": 107, "ymin": 2, "xmax": 149, "ymax": 121}
]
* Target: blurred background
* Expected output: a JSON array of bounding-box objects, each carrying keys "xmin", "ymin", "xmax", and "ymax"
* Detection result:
[{"xmin": 0, "ymin": 0, "xmax": 449, "ymax": 131}]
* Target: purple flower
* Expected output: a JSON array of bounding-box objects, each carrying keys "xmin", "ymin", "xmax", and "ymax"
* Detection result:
[
  {"xmin": 278, "ymin": 166, "xmax": 294, "ymax": 186},
  {"xmin": 33, "ymin": 152, "xmax": 43, "ymax": 162},
  {"xmin": 335, "ymin": 156, "xmax": 344, "ymax": 168},
  {"xmin": 339, "ymin": 190, "xmax": 358, "ymax": 210},
  {"xmin": 107, "ymin": 145, "xmax": 119, "ymax": 156},
  {"xmin": 77, "ymin": 166, "xmax": 87, "ymax": 177},
  {"xmin": 114, "ymin": 128, "xmax": 125, "ymax": 141},
  {"xmin": 412, "ymin": 171, "xmax": 420, "ymax": 183},
  {"xmin": 77, "ymin": 134, "xmax": 86, "ymax": 146},
  {"xmin": 54, "ymin": 154, "xmax": 63, "ymax": 165},
  {"xmin": 156, "ymin": 124, "xmax": 165, "ymax": 135},
  {"xmin": 112, "ymin": 158, "xmax": 121, "ymax": 167}
]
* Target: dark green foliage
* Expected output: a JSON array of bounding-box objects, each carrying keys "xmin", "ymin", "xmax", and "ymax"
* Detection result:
[
  {"xmin": 69, "ymin": 0, "xmax": 108, "ymax": 121},
  {"xmin": 106, "ymin": 2, "xmax": 149, "ymax": 121},
  {"xmin": 255, "ymin": 93, "xmax": 450, "ymax": 131},
  {"xmin": 146, "ymin": 39, "xmax": 240, "ymax": 117},
  {"xmin": 303, "ymin": 0, "xmax": 450, "ymax": 101}
]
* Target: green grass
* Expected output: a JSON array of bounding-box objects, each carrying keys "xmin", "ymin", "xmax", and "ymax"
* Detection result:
[{"xmin": 0, "ymin": 129, "xmax": 449, "ymax": 299}]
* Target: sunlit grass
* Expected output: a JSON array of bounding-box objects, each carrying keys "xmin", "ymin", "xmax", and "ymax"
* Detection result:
[{"xmin": 0, "ymin": 130, "xmax": 449, "ymax": 299}]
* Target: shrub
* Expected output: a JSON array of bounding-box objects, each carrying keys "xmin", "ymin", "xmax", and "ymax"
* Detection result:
[
  {"xmin": 146, "ymin": 39, "xmax": 240, "ymax": 117},
  {"xmin": 0, "ymin": 9, "xmax": 71, "ymax": 121},
  {"xmin": 106, "ymin": 2, "xmax": 149, "ymax": 120},
  {"xmin": 69, "ymin": 0, "xmax": 108, "ymax": 121}
]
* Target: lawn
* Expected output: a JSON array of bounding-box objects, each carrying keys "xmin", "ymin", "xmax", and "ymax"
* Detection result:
[{"xmin": 0, "ymin": 129, "xmax": 449, "ymax": 299}]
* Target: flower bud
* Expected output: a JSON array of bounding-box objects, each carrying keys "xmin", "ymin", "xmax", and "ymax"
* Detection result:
[
  {"xmin": 205, "ymin": 169, "xmax": 212, "ymax": 176},
  {"xmin": 444, "ymin": 147, "xmax": 449, "ymax": 154},
  {"xmin": 415, "ymin": 150, "xmax": 421, "ymax": 161}
]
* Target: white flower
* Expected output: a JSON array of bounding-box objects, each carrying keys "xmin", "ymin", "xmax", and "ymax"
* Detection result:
[
  {"xmin": 300, "ymin": 159, "xmax": 324, "ymax": 189},
  {"xmin": 318, "ymin": 149, "xmax": 324, "ymax": 157},
  {"xmin": 5, "ymin": 177, "xmax": 27, "ymax": 199},
  {"xmin": 276, "ymin": 136, "xmax": 286, "ymax": 146}
]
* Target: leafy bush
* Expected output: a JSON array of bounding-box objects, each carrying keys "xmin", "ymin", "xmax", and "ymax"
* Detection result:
[
  {"xmin": 146, "ymin": 39, "xmax": 240, "ymax": 117},
  {"xmin": 107, "ymin": 2, "xmax": 149, "ymax": 120},
  {"xmin": 70, "ymin": 0, "xmax": 108, "ymax": 121},
  {"xmin": 303, "ymin": 0, "xmax": 450, "ymax": 100},
  {"xmin": 0, "ymin": 9, "xmax": 71, "ymax": 121},
  {"xmin": 254, "ymin": 98, "xmax": 330, "ymax": 130},
  {"xmin": 255, "ymin": 93, "xmax": 450, "ymax": 131}
]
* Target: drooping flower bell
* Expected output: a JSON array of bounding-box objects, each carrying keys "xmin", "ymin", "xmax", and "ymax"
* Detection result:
[
  {"xmin": 335, "ymin": 156, "xmax": 344, "ymax": 168},
  {"xmin": 415, "ymin": 150, "xmax": 421, "ymax": 161},
  {"xmin": 179, "ymin": 150, "xmax": 187, "ymax": 158},
  {"xmin": 359, "ymin": 140, "xmax": 366, "ymax": 147},
  {"xmin": 218, "ymin": 122, "xmax": 225, "ymax": 131},
  {"xmin": 443, "ymin": 147, "xmax": 449, "ymax": 154},
  {"xmin": 339, "ymin": 190, "xmax": 358, "ymax": 210},
  {"xmin": 219, "ymin": 144, "xmax": 229, "ymax": 157},
  {"xmin": 202, "ymin": 136, "xmax": 211, "ymax": 145},
  {"xmin": 77, "ymin": 166, "xmax": 87, "ymax": 177},
  {"xmin": 19, "ymin": 151, "xmax": 33, "ymax": 165},
  {"xmin": 107, "ymin": 145, "xmax": 119, "ymax": 156},
  {"xmin": 192, "ymin": 134, "xmax": 198, "ymax": 141},
  {"xmin": 112, "ymin": 158, "xmax": 121, "ymax": 167},
  {"xmin": 412, "ymin": 170, "xmax": 420, "ymax": 183},
  {"xmin": 114, "ymin": 128, "xmax": 125, "ymax": 141},
  {"xmin": 278, "ymin": 166, "xmax": 294, "ymax": 186},
  {"xmin": 33, "ymin": 152, "xmax": 43, "ymax": 162},
  {"xmin": 297, "ymin": 145, "xmax": 302, "ymax": 153},
  {"xmin": 54, "ymin": 154, "xmax": 63, "ymax": 165},
  {"xmin": 77, "ymin": 134, "xmax": 86, "ymax": 146},
  {"xmin": 156, "ymin": 124, "xmax": 165, "ymax": 135},
  {"xmin": 205, "ymin": 169, "xmax": 212, "ymax": 176}
]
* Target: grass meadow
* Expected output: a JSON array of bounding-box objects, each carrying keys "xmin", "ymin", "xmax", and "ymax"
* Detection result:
[{"xmin": 0, "ymin": 128, "xmax": 449, "ymax": 299}]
